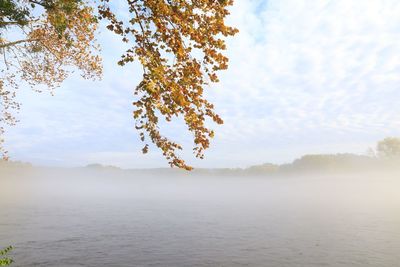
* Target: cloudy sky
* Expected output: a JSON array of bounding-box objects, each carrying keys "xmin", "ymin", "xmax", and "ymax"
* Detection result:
[{"xmin": 6, "ymin": 0, "xmax": 400, "ymax": 168}]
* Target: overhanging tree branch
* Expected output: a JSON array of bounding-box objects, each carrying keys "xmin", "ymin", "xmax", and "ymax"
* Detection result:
[
  {"xmin": 0, "ymin": 38, "xmax": 39, "ymax": 49},
  {"xmin": 0, "ymin": 19, "xmax": 39, "ymax": 27}
]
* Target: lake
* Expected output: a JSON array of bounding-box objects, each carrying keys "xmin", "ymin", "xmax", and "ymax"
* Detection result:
[{"xmin": 1, "ymin": 169, "xmax": 400, "ymax": 266}]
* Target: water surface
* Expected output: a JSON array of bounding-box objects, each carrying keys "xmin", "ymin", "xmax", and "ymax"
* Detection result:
[{"xmin": 1, "ymin": 170, "xmax": 400, "ymax": 266}]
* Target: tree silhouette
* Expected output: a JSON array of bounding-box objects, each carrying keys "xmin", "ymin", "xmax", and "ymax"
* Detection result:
[{"xmin": 377, "ymin": 137, "xmax": 400, "ymax": 158}]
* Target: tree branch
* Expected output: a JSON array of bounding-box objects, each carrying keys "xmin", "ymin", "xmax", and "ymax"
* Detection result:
[
  {"xmin": 0, "ymin": 19, "xmax": 39, "ymax": 27},
  {"xmin": 28, "ymin": 0, "xmax": 52, "ymax": 9},
  {"xmin": 0, "ymin": 38, "xmax": 39, "ymax": 49}
]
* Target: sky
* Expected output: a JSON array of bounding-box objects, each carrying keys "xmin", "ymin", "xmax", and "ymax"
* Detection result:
[{"xmin": 5, "ymin": 0, "xmax": 400, "ymax": 169}]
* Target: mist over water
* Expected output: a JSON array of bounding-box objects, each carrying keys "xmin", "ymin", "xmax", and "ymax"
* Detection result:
[{"xmin": 1, "ymin": 168, "xmax": 400, "ymax": 266}]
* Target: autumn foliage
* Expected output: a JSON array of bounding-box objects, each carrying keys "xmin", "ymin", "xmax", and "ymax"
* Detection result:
[
  {"xmin": 1, "ymin": 0, "xmax": 237, "ymax": 170},
  {"xmin": 0, "ymin": 0, "xmax": 102, "ymax": 159},
  {"xmin": 99, "ymin": 0, "xmax": 237, "ymax": 169}
]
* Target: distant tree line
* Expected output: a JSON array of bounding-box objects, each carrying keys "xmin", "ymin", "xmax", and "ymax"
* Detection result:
[
  {"xmin": 245, "ymin": 137, "xmax": 400, "ymax": 175},
  {"xmin": 1, "ymin": 137, "xmax": 400, "ymax": 176}
]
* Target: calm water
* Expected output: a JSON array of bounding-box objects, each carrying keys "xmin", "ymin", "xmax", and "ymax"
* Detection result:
[{"xmin": 1, "ymin": 170, "xmax": 400, "ymax": 266}]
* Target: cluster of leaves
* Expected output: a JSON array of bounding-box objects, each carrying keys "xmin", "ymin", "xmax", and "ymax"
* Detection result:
[
  {"xmin": 99, "ymin": 0, "xmax": 238, "ymax": 169},
  {"xmin": 0, "ymin": 0, "xmax": 102, "ymax": 159},
  {"xmin": 1, "ymin": 0, "xmax": 237, "ymax": 169},
  {"xmin": 0, "ymin": 0, "xmax": 29, "ymax": 27},
  {"xmin": 0, "ymin": 246, "xmax": 13, "ymax": 266}
]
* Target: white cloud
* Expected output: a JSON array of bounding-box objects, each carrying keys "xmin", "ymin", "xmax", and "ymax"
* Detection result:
[{"xmin": 6, "ymin": 0, "xmax": 400, "ymax": 168}]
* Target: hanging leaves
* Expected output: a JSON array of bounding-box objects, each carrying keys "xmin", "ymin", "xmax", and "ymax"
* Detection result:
[
  {"xmin": 99, "ymin": 0, "xmax": 238, "ymax": 170},
  {"xmin": 0, "ymin": 0, "xmax": 102, "ymax": 159},
  {"xmin": 0, "ymin": 0, "xmax": 237, "ymax": 170}
]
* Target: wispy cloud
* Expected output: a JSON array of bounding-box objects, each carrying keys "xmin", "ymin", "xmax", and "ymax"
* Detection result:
[{"xmin": 6, "ymin": 0, "xmax": 400, "ymax": 168}]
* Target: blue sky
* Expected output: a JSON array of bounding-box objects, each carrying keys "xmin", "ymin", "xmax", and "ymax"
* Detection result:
[{"xmin": 6, "ymin": 0, "xmax": 400, "ymax": 168}]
